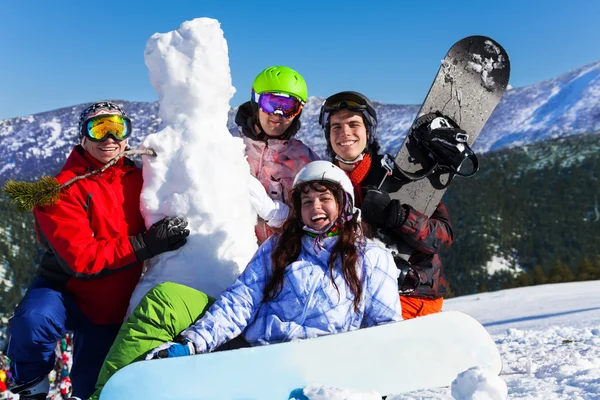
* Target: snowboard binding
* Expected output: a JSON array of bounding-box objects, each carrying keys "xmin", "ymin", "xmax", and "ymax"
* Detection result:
[{"xmin": 398, "ymin": 111, "xmax": 480, "ymax": 182}]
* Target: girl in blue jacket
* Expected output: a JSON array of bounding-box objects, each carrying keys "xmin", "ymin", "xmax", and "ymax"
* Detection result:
[
  {"xmin": 151, "ymin": 160, "xmax": 402, "ymax": 356},
  {"xmin": 91, "ymin": 161, "xmax": 401, "ymax": 397}
]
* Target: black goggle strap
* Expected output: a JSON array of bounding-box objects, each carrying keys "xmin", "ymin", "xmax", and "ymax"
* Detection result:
[{"xmin": 319, "ymin": 99, "xmax": 374, "ymax": 128}]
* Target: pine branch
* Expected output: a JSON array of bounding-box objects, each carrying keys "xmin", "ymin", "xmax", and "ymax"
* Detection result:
[{"xmin": 2, "ymin": 148, "xmax": 157, "ymax": 212}]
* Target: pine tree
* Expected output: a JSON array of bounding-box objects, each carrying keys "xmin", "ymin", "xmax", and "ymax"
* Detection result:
[
  {"xmin": 547, "ymin": 260, "xmax": 575, "ymax": 283},
  {"xmin": 576, "ymin": 257, "xmax": 599, "ymax": 281},
  {"xmin": 513, "ymin": 270, "xmax": 533, "ymax": 288},
  {"xmin": 531, "ymin": 265, "xmax": 548, "ymax": 285}
]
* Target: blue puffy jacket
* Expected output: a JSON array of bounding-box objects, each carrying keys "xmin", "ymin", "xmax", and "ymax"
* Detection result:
[{"xmin": 181, "ymin": 234, "xmax": 402, "ymax": 352}]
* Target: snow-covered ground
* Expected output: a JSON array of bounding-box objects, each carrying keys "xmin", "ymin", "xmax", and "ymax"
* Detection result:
[
  {"xmin": 11, "ymin": 281, "xmax": 600, "ymax": 399},
  {"xmin": 395, "ymin": 280, "xmax": 600, "ymax": 399}
]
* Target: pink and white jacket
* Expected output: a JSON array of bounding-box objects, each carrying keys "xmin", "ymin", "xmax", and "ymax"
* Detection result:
[
  {"xmin": 232, "ymin": 102, "xmax": 319, "ymax": 244},
  {"xmin": 243, "ymin": 136, "xmax": 318, "ymax": 243}
]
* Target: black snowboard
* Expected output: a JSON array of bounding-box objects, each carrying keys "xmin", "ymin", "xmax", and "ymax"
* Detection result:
[{"xmin": 390, "ymin": 36, "xmax": 510, "ymax": 216}]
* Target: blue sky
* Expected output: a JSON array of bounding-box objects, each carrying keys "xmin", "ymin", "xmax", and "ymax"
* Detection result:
[{"xmin": 1, "ymin": 0, "xmax": 599, "ymax": 120}]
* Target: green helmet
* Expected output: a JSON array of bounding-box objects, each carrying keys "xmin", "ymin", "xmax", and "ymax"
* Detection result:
[{"xmin": 251, "ymin": 66, "xmax": 308, "ymax": 103}]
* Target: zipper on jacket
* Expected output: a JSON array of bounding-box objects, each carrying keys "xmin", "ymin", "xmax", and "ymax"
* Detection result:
[
  {"xmin": 256, "ymin": 142, "xmax": 270, "ymax": 242},
  {"xmin": 256, "ymin": 141, "xmax": 268, "ymax": 180}
]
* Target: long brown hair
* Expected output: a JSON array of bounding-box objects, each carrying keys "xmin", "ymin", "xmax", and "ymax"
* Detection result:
[{"xmin": 263, "ymin": 180, "xmax": 365, "ymax": 312}]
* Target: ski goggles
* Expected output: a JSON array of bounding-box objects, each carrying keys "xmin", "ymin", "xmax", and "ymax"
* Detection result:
[
  {"xmin": 319, "ymin": 93, "xmax": 376, "ymax": 128},
  {"xmin": 253, "ymin": 91, "xmax": 304, "ymax": 119},
  {"xmin": 82, "ymin": 114, "xmax": 132, "ymax": 142}
]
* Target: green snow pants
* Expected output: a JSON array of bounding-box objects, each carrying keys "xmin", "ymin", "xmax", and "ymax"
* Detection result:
[{"xmin": 89, "ymin": 282, "xmax": 215, "ymax": 400}]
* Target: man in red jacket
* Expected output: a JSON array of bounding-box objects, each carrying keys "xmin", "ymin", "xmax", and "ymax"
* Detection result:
[
  {"xmin": 5, "ymin": 102, "xmax": 190, "ymax": 399},
  {"xmin": 318, "ymin": 92, "xmax": 454, "ymax": 319}
]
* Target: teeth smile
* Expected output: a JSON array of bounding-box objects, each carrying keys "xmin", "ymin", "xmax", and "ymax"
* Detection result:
[
  {"xmin": 312, "ymin": 215, "xmax": 327, "ymax": 221},
  {"xmin": 339, "ymin": 140, "xmax": 356, "ymax": 147}
]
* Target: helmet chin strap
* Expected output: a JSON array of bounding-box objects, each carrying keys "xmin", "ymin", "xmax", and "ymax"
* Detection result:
[
  {"xmin": 252, "ymin": 117, "xmax": 269, "ymax": 141},
  {"xmin": 335, "ymin": 153, "xmax": 364, "ymax": 165},
  {"xmin": 332, "ymin": 131, "xmax": 372, "ymax": 165},
  {"xmin": 302, "ymin": 222, "xmax": 335, "ymax": 236}
]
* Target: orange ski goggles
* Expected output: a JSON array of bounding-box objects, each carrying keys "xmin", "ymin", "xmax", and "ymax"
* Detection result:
[{"xmin": 82, "ymin": 114, "xmax": 132, "ymax": 142}]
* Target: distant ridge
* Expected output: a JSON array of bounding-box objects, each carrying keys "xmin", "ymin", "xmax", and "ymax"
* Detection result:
[{"xmin": 1, "ymin": 60, "xmax": 599, "ymax": 182}]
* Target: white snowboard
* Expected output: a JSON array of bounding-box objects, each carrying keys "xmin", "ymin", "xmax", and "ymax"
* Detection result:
[{"xmin": 100, "ymin": 311, "xmax": 501, "ymax": 399}]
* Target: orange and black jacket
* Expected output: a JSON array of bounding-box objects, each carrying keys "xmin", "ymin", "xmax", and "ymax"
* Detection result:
[
  {"xmin": 358, "ymin": 154, "xmax": 454, "ymax": 299},
  {"xmin": 33, "ymin": 145, "xmax": 145, "ymax": 325}
]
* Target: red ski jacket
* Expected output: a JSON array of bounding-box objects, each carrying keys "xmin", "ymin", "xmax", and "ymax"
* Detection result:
[{"xmin": 33, "ymin": 146, "xmax": 145, "ymax": 325}]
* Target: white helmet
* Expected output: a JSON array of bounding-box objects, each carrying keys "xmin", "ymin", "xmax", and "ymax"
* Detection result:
[{"xmin": 292, "ymin": 161, "xmax": 359, "ymax": 215}]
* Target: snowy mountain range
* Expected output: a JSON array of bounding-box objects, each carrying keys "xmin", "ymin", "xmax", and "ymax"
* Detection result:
[{"xmin": 1, "ymin": 60, "xmax": 600, "ymax": 183}]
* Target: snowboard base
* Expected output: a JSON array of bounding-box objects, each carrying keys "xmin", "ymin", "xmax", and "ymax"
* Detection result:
[
  {"xmin": 392, "ymin": 36, "xmax": 510, "ymax": 217},
  {"xmin": 100, "ymin": 311, "xmax": 501, "ymax": 400}
]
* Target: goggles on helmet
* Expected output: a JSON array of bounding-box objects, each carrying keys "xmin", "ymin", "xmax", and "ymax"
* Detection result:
[
  {"xmin": 83, "ymin": 114, "xmax": 132, "ymax": 142},
  {"xmin": 318, "ymin": 92, "xmax": 377, "ymax": 130},
  {"xmin": 253, "ymin": 91, "xmax": 304, "ymax": 119}
]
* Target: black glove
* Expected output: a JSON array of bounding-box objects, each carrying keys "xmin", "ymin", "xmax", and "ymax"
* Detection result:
[
  {"xmin": 362, "ymin": 188, "xmax": 408, "ymax": 229},
  {"xmin": 385, "ymin": 199, "xmax": 408, "ymax": 229},
  {"xmin": 130, "ymin": 216, "xmax": 190, "ymax": 261},
  {"xmin": 395, "ymin": 257, "xmax": 420, "ymax": 294}
]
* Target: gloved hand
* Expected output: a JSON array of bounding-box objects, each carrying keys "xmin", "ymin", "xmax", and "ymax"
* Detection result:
[
  {"xmin": 362, "ymin": 188, "xmax": 408, "ymax": 229},
  {"xmin": 248, "ymin": 175, "xmax": 289, "ymax": 228},
  {"xmin": 385, "ymin": 199, "xmax": 409, "ymax": 228},
  {"xmin": 395, "ymin": 257, "xmax": 422, "ymax": 294},
  {"xmin": 130, "ymin": 216, "xmax": 190, "ymax": 261},
  {"xmin": 398, "ymin": 266, "xmax": 420, "ymax": 294},
  {"xmin": 145, "ymin": 336, "xmax": 196, "ymax": 360}
]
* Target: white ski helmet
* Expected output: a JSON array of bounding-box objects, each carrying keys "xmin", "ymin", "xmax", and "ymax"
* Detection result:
[{"xmin": 292, "ymin": 161, "xmax": 359, "ymax": 215}]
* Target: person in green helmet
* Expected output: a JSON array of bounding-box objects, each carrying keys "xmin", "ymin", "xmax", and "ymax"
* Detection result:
[{"xmin": 236, "ymin": 66, "xmax": 319, "ymax": 244}]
